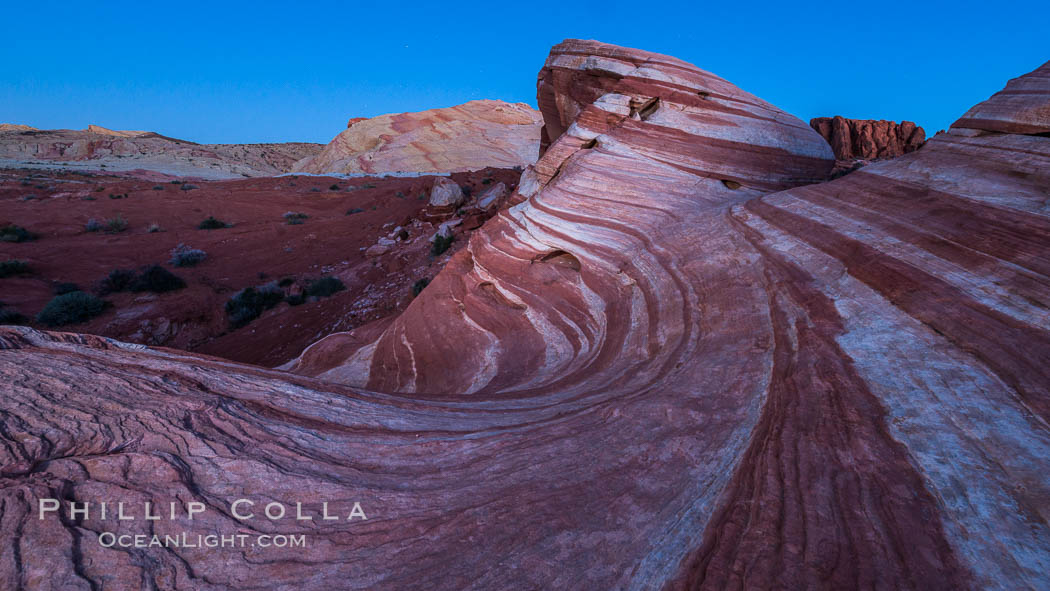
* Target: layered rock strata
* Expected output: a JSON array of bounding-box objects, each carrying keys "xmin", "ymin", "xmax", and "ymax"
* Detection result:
[{"xmin": 2, "ymin": 43, "xmax": 1049, "ymax": 591}]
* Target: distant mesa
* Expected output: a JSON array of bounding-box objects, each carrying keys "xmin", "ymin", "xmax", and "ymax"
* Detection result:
[
  {"xmin": 0, "ymin": 123, "xmax": 37, "ymax": 132},
  {"xmin": 295, "ymin": 99, "xmax": 543, "ymax": 175},
  {"xmin": 0, "ymin": 124, "xmax": 323, "ymax": 178},
  {"xmin": 810, "ymin": 116, "xmax": 926, "ymax": 161}
]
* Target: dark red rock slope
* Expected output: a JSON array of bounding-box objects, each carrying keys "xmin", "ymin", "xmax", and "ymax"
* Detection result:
[
  {"xmin": 810, "ymin": 115, "xmax": 926, "ymax": 160},
  {"xmin": 1, "ymin": 42, "xmax": 1049, "ymax": 590}
]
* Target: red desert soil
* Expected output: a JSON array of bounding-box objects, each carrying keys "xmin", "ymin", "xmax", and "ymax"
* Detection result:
[{"xmin": 0, "ymin": 167, "xmax": 520, "ymax": 365}]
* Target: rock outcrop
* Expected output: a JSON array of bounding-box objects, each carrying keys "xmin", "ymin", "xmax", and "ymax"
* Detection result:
[
  {"xmin": 0, "ymin": 123, "xmax": 36, "ymax": 132},
  {"xmin": 810, "ymin": 116, "xmax": 926, "ymax": 160},
  {"xmin": 2, "ymin": 42, "xmax": 1049, "ymax": 591},
  {"xmin": 952, "ymin": 61, "xmax": 1050, "ymax": 134},
  {"xmin": 293, "ymin": 99, "xmax": 543, "ymax": 174},
  {"xmin": 83, "ymin": 124, "xmax": 152, "ymax": 138}
]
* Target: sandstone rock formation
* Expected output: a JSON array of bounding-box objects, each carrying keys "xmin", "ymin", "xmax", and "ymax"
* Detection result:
[
  {"xmin": 952, "ymin": 61, "xmax": 1050, "ymax": 134},
  {"xmin": 294, "ymin": 99, "xmax": 542, "ymax": 174},
  {"xmin": 2, "ymin": 42, "xmax": 1049, "ymax": 591},
  {"xmin": 84, "ymin": 124, "xmax": 151, "ymax": 138},
  {"xmin": 810, "ymin": 115, "xmax": 926, "ymax": 160},
  {"xmin": 0, "ymin": 126, "xmax": 323, "ymax": 178},
  {"xmin": 0, "ymin": 123, "xmax": 36, "ymax": 132}
]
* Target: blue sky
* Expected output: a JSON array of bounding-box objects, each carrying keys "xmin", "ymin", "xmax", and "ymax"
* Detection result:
[{"xmin": 2, "ymin": 0, "xmax": 1046, "ymax": 144}]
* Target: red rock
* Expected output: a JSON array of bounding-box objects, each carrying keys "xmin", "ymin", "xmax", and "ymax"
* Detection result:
[
  {"xmin": 2, "ymin": 41, "xmax": 1049, "ymax": 591},
  {"xmin": 810, "ymin": 115, "xmax": 926, "ymax": 160}
]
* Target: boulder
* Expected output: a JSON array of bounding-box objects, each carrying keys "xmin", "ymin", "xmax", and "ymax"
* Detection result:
[
  {"xmin": 427, "ymin": 177, "xmax": 465, "ymax": 209},
  {"xmin": 476, "ymin": 181, "xmax": 507, "ymax": 211}
]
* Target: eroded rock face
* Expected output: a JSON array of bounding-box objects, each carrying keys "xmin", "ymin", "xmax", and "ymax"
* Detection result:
[
  {"xmin": 810, "ymin": 115, "xmax": 926, "ymax": 160},
  {"xmin": 0, "ymin": 123, "xmax": 37, "ymax": 132},
  {"xmin": 1, "ymin": 44, "xmax": 1049, "ymax": 591},
  {"xmin": 294, "ymin": 99, "xmax": 543, "ymax": 175}
]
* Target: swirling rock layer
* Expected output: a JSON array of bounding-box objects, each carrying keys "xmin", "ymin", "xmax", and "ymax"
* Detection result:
[
  {"xmin": 2, "ymin": 43, "xmax": 1049, "ymax": 591},
  {"xmin": 953, "ymin": 60, "xmax": 1050, "ymax": 134}
]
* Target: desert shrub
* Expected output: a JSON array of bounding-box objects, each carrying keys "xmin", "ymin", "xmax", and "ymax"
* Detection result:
[
  {"xmin": 108, "ymin": 193, "xmax": 127, "ymax": 200},
  {"xmin": 481, "ymin": 178, "xmax": 492, "ymax": 185},
  {"xmin": 277, "ymin": 277, "xmax": 295, "ymax": 287},
  {"xmin": 53, "ymin": 282, "xmax": 80, "ymax": 295},
  {"xmin": 104, "ymin": 215, "xmax": 128, "ymax": 233},
  {"xmin": 329, "ymin": 184, "xmax": 340, "ymax": 191},
  {"xmin": 284, "ymin": 293, "xmax": 305, "ymax": 306},
  {"xmin": 97, "ymin": 266, "xmax": 184, "ymax": 295},
  {"xmin": 170, "ymin": 244, "xmax": 207, "ymax": 267},
  {"xmin": 180, "ymin": 184, "xmax": 199, "ymax": 191},
  {"xmin": 21, "ymin": 194, "xmax": 37, "ymax": 201},
  {"xmin": 0, "ymin": 225, "xmax": 37, "ymax": 243},
  {"xmin": 147, "ymin": 222, "xmax": 162, "ymax": 233},
  {"xmin": 225, "ymin": 283, "xmax": 284, "ymax": 328},
  {"xmin": 346, "ymin": 208, "xmax": 365, "ymax": 215},
  {"xmin": 0, "ymin": 260, "xmax": 30, "ymax": 278},
  {"xmin": 362, "ymin": 183, "xmax": 376, "ymax": 189},
  {"xmin": 170, "ymin": 180, "xmax": 183, "ymax": 184},
  {"xmin": 0, "ymin": 307, "xmax": 27, "ymax": 325},
  {"xmin": 512, "ymin": 165, "xmax": 523, "ymax": 172},
  {"xmin": 395, "ymin": 191, "xmax": 405, "ymax": 199},
  {"xmin": 129, "ymin": 265, "xmax": 185, "ymax": 293},
  {"xmin": 461, "ymin": 185, "xmax": 473, "ymax": 197},
  {"xmin": 305, "ymin": 276, "xmax": 345, "ymax": 298},
  {"xmin": 412, "ymin": 278, "xmax": 430, "ymax": 297},
  {"xmin": 283, "ymin": 211, "xmax": 308, "ymax": 225},
  {"xmin": 197, "ymin": 216, "xmax": 229, "ymax": 230},
  {"xmin": 431, "ymin": 234, "xmax": 454, "ymax": 256},
  {"xmin": 85, "ymin": 218, "xmax": 102, "ymax": 232},
  {"xmin": 152, "ymin": 185, "xmax": 165, "ymax": 190},
  {"xmin": 36, "ymin": 291, "xmax": 107, "ymax": 327},
  {"xmin": 97, "ymin": 269, "xmax": 136, "ymax": 295}
]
